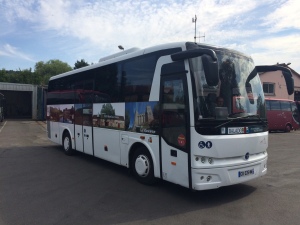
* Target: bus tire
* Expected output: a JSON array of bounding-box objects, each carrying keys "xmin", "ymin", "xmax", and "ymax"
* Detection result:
[
  {"xmin": 131, "ymin": 146, "xmax": 156, "ymax": 185},
  {"xmin": 63, "ymin": 132, "xmax": 74, "ymax": 156},
  {"xmin": 285, "ymin": 124, "xmax": 291, "ymax": 133}
]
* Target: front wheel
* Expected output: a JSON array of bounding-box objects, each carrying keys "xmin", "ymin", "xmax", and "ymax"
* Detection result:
[
  {"xmin": 63, "ymin": 133, "xmax": 74, "ymax": 156},
  {"xmin": 131, "ymin": 147, "xmax": 156, "ymax": 185}
]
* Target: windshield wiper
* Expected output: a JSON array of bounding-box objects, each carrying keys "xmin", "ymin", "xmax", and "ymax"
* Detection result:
[
  {"xmin": 215, "ymin": 113, "xmax": 267, "ymax": 129},
  {"xmin": 228, "ymin": 112, "xmax": 248, "ymax": 118}
]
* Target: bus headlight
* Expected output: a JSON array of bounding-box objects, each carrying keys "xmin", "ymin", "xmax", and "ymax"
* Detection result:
[{"xmin": 201, "ymin": 157, "xmax": 206, "ymax": 163}]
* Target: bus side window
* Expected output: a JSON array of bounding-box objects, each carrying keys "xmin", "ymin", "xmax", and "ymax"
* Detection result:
[
  {"xmin": 270, "ymin": 100, "xmax": 280, "ymax": 110},
  {"xmin": 265, "ymin": 100, "xmax": 270, "ymax": 111},
  {"xmin": 280, "ymin": 101, "xmax": 291, "ymax": 111}
]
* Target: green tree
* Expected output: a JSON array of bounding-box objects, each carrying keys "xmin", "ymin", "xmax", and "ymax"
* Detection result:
[
  {"xmin": 100, "ymin": 103, "xmax": 115, "ymax": 116},
  {"xmin": 74, "ymin": 59, "xmax": 89, "ymax": 69},
  {"xmin": 18, "ymin": 68, "xmax": 35, "ymax": 84},
  {"xmin": 34, "ymin": 59, "xmax": 72, "ymax": 85},
  {"xmin": 0, "ymin": 69, "xmax": 8, "ymax": 82}
]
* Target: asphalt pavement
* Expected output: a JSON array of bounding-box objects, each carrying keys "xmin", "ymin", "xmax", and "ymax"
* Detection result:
[{"xmin": 0, "ymin": 120, "xmax": 299, "ymax": 225}]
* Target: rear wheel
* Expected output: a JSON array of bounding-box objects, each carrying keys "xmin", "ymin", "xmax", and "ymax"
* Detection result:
[
  {"xmin": 63, "ymin": 132, "xmax": 74, "ymax": 155},
  {"xmin": 285, "ymin": 124, "xmax": 291, "ymax": 133},
  {"xmin": 131, "ymin": 147, "xmax": 156, "ymax": 185}
]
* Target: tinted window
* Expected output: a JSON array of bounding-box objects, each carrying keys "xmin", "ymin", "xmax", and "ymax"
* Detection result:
[
  {"xmin": 122, "ymin": 55, "xmax": 156, "ymax": 102},
  {"xmin": 94, "ymin": 63, "xmax": 119, "ymax": 103},
  {"xmin": 48, "ymin": 76, "xmax": 77, "ymax": 104},
  {"xmin": 280, "ymin": 101, "xmax": 291, "ymax": 111},
  {"xmin": 161, "ymin": 61, "xmax": 186, "ymax": 75},
  {"xmin": 270, "ymin": 100, "xmax": 280, "ymax": 110},
  {"xmin": 47, "ymin": 48, "xmax": 182, "ymax": 104},
  {"xmin": 265, "ymin": 100, "xmax": 270, "ymax": 110},
  {"xmin": 161, "ymin": 61, "xmax": 188, "ymax": 151}
]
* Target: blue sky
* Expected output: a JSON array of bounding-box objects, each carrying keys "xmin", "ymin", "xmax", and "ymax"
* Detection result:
[{"xmin": 1, "ymin": 0, "xmax": 300, "ymax": 73}]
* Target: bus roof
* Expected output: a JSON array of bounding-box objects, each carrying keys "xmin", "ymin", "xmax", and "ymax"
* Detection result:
[{"xmin": 49, "ymin": 41, "xmax": 250, "ymax": 81}]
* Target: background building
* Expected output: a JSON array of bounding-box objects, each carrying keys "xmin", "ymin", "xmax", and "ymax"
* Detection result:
[
  {"xmin": 0, "ymin": 82, "xmax": 47, "ymax": 120},
  {"xmin": 259, "ymin": 63, "xmax": 300, "ymax": 101}
]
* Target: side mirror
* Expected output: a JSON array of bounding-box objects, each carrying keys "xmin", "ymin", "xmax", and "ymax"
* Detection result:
[
  {"xmin": 282, "ymin": 70, "xmax": 294, "ymax": 95},
  {"xmin": 256, "ymin": 65, "xmax": 294, "ymax": 95},
  {"xmin": 171, "ymin": 48, "xmax": 219, "ymax": 86},
  {"xmin": 202, "ymin": 54, "xmax": 219, "ymax": 86}
]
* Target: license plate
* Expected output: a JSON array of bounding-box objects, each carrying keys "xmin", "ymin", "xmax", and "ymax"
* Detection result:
[
  {"xmin": 228, "ymin": 127, "xmax": 245, "ymax": 134},
  {"xmin": 238, "ymin": 168, "xmax": 254, "ymax": 177}
]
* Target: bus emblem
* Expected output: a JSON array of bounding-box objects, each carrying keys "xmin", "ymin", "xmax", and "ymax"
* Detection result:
[{"xmin": 245, "ymin": 152, "xmax": 250, "ymax": 160}]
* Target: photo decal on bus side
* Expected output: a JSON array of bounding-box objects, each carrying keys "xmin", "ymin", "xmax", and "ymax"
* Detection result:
[
  {"xmin": 93, "ymin": 103, "xmax": 125, "ymax": 130},
  {"xmin": 125, "ymin": 101, "xmax": 159, "ymax": 134},
  {"xmin": 47, "ymin": 104, "xmax": 74, "ymax": 124}
]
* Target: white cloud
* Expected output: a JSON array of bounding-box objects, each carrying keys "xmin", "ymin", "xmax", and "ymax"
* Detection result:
[
  {"xmin": 0, "ymin": 0, "xmax": 299, "ymax": 72},
  {"xmin": 263, "ymin": 0, "xmax": 300, "ymax": 31},
  {"xmin": 0, "ymin": 44, "xmax": 35, "ymax": 62},
  {"xmin": 1, "ymin": 0, "xmax": 260, "ymax": 47},
  {"xmin": 250, "ymin": 34, "xmax": 300, "ymax": 72}
]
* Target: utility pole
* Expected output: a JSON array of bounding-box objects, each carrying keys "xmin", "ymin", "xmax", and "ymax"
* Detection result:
[
  {"xmin": 192, "ymin": 15, "xmax": 197, "ymax": 42},
  {"xmin": 192, "ymin": 15, "xmax": 206, "ymax": 43}
]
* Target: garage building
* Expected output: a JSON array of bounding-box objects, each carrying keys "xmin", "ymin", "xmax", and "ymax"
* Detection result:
[{"xmin": 0, "ymin": 82, "xmax": 46, "ymax": 120}]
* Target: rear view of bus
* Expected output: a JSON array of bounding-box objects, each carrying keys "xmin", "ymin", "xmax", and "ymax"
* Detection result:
[{"xmin": 266, "ymin": 98, "xmax": 299, "ymax": 132}]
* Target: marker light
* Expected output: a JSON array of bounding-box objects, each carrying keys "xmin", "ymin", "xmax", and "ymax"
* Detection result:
[
  {"xmin": 208, "ymin": 158, "xmax": 213, "ymax": 164},
  {"xmin": 221, "ymin": 127, "xmax": 226, "ymax": 134},
  {"xmin": 201, "ymin": 157, "xmax": 205, "ymax": 163}
]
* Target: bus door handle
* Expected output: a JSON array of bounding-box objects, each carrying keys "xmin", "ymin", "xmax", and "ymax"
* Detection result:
[
  {"xmin": 77, "ymin": 133, "xmax": 80, "ymax": 137},
  {"xmin": 84, "ymin": 134, "xmax": 89, "ymax": 139}
]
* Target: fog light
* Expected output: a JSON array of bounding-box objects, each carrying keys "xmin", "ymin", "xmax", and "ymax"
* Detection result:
[
  {"xmin": 200, "ymin": 176, "xmax": 204, "ymax": 180},
  {"xmin": 201, "ymin": 157, "xmax": 205, "ymax": 163},
  {"xmin": 195, "ymin": 157, "xmax": 199, "ymax": 161},
  {"xmin": 207, "ymin": 176, "xmax": 211, "ymax": 182},
  {"xmin": 208, "ymin": 158, "xmax": 213, "ymax": 164}
]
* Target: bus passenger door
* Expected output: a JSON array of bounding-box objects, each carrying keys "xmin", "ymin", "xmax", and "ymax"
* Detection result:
[
  {"xmin": 81, "ymin": 80, "xmax": 94, "ymax": 155},
  {"xmin": 82, "ymin": 103, "xmax": 93, "ymax": 155},
  {"xmin": 74, "ymin": 81, "xmax": 84, "ymax": 152},
  {"xmin": 74, "ymin": 80, "xmax": 94, "ymax": 155},
  {"xmin": 159, "ymin": 61, "xmax": 190, "ymax": 188}
]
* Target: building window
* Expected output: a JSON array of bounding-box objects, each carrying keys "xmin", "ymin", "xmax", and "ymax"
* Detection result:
[{"xmin": 263, "ymin": 83, "xmax": 275, "ymax": 95}]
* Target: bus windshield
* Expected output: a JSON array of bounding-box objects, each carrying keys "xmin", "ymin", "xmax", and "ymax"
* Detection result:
[{"xmin": 190, "ymin": 50, "xmax": 266, "ymax": 121}]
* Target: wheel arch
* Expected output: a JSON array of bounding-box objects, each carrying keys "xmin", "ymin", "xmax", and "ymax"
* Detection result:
[
  {"xmin": 128, "ymin": 142, "xmax": 159, "ymax": 178},
  {"xmin": 61, "ymin": 126, "xmax": 74, "ymax": 148}
]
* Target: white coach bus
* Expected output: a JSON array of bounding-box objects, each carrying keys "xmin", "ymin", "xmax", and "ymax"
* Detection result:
[{"xmin": 47, "ymin": 42, "xmax": 294, "ymax": 191}]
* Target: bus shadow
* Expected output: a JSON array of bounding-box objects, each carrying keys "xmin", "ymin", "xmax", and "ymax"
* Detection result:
[
  {"xmin": 52, "ymin": 146, "xmax": 257, "ymax": 222},
  {"xmin": 1, "ymin": 144, "xmax": 259, "ymax": 225},
  {"xmin": 54, "ymin": 145, "xmax": 256, "ymax": 205}
]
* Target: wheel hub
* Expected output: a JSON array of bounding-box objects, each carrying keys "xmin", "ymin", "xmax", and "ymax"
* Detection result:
[
  {"xmin": 135, "ymin": 155, "xmax": 150, "ymax": 177},
  {"xmin": 64, "ymin": 138, "xmax": 70, "ymax": 151}
]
